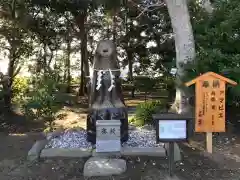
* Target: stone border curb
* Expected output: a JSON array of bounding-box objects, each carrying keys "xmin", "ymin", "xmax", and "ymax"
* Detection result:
[
  {"xmin": 27, "ymin": 139, "xmax": 48, "ymax": 161},
  {"xmin": 40, "ymin": 148, "xmax": 92, "ymax": 158},
  {"xmin": 121, "ymin": 146, "xmax": 166, "ymax": 157}
]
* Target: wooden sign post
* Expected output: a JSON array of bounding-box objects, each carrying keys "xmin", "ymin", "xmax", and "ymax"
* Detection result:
[{"xmin": 185, "ymin": 72, "xmax": 237, "ymax": 153}]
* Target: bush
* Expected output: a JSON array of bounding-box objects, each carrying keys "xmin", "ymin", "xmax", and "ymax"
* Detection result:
[
  {"xmin": 12, "ymin": 77, "xmax": 30, "ymax": 104},
  {"xmin": 134, "ymin": 100, "xmax": 166, "ymax": 126},
  {"xmin": 23, "ymin": 73, "xmax": 63, "ymax": 130},
  {"xmin": 71, "ymin": 77, "xmax": 80, "ymax": 84}
]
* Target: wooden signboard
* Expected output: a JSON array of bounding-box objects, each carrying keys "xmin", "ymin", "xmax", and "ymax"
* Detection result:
[{"xmin": 185, "ymin": 72, "xmax": 237, "ymax": 153}]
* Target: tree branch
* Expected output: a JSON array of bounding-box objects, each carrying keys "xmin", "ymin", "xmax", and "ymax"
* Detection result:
[
  {"xmin": 128, "ymin": 0, "xmax": 164, "ymax": 19},
  {"xmin": 64, "ymin": 15, "xmax": 80, "ymax": 35},
  {"xmin": 13, "ymin": 65, "xmax": 21, "ymax": 77},
  {"xmin": 0, "ymin": 45, "xmax": 10, "ymax": 51},
  {"xmin": 47, "ymin": 51, "xmax": 54, "ymax": 67},
  {"xmin": 137, "ymin": 3, "xmax": 164, "ymax": 18}
]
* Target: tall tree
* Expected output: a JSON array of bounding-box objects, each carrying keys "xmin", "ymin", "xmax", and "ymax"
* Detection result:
[
  {"xmin": 165, "ymin": 0, "xmax": 196, "ymax": 114},
  {"xmin": 30, "ymin": 0, "xmax": 93, "ymax": 96},
  {"xmin": 65, "ymin": 20, "xmax": 72, "ymax": 93},
  {"xmin": 0, "ymin": 0, "xmax": 33, "ymax": 107},
  {"xmin": 76, "ymin": 10, "xmax": 88, "ymax": 96}
]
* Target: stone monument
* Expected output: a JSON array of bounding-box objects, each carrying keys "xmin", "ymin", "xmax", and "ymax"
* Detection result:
[
  {"xmin": 96, "ymin": 120, "xmax": 121, "ymax": 153},
  {"xmin": 86, "ymin": 40, "xmax": 128, "ymax": 144}
]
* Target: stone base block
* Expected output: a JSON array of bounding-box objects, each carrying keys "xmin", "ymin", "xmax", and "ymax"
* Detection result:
[
  {"xmin": 121, "ymin": 146, "xmax": 166, "ymax": 157},
  {"xmin": 83, "ymin": 157, "xmax": 126, "ymax": 177},
  {"xmin": 40, "ymin": 148, "xmax": 92, "ymax": 158}
]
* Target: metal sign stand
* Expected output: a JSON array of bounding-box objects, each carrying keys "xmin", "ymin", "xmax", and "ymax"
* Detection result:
[
  {"xmin": 168, "ymin": 142, "xmax": 174, "ymax": 177},
  {"xmin": 153, "ymin": 114, "xmax": 192, "ymax": 178}
]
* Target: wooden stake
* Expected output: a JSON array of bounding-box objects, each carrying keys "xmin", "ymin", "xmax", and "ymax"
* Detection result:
[{"xmin": 206, "ymin": 132, "xmax": 213, "ymax": 153}]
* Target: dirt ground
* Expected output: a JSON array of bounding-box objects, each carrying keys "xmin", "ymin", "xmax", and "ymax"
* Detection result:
[
  {"xmin": 1, "ymin": 132, "xmax": 240, "ymax": 180},
  {"xmin": 1, "ymin": 96, "xmax": 240, "ymax": 179}
]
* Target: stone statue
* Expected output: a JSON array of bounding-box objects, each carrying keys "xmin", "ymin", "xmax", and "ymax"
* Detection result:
[{"xmin": 86, "ymin": 40, "xmax": 128, "ymax": 144}]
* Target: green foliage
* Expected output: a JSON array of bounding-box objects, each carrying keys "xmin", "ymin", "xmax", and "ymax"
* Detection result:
[
  {"xmin": 97, "ymin": 0, "xmax": 124, "ymax": 10},
  {"xmin": 122, "ymin": 83, "xmax": 134, "ymax": 91},
  {"xmin": 133, "ymin": 100, "xmax": 166, "ymax": 126},
  {"xmin": 23, "ymin": 73, "xmax": 62, "ymax": 129},
  {"xmin": 71, "ymin": 77, "xmax": 80, "ymax": 84},
  {"xmin": 134, "ymin": 76, "xmax": 159, "ymax": 94},
  {"xmin": 12, "ymin": 77, "xmax": 30, "ymax": 104},
  {"xmin": 186, "ymin": 0, "xmax": 240, "ymax": 107}
]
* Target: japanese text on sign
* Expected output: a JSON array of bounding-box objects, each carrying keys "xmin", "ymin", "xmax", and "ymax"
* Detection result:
[
  {"xmin": 96, "ymin": 120, "xmax": 121, "ymax": 153},
  {"xmin": 196, "ymin": 78, "xmax": 226, "ymax": 132},
  {"xmin": 185, "ymin": 72, "xmax": 237, "ymax": 133},
  {"xmin": 101, "ymin": 127, "xmax": 116, "ymax": 135}
]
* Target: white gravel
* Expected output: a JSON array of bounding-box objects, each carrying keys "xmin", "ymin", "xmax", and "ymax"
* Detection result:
[
  {"xmin": 45, "ymin": 128, "xmax": 164, "ymax": 149},
  {"xmin": 122, "ymin": 129, "xmax": 164, "ymax": 147},
  {"xmin": 45, "ymin": 130, "xmax": 92, "ymax": 149}
]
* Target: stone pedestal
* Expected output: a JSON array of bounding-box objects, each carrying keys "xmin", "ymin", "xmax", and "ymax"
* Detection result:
[
  {"xmin": 96, "ymin": 120, "xmax": 121, "ymax": 153},
  {"xmin": 87, "ymin": 108, "xmax": 128, "ymax": 144}
]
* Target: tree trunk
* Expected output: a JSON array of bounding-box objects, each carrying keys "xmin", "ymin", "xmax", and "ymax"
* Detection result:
[
  {"xmin": 83, "ymin": 35, "xmax": 89, "ymax": 95},
  {"xmin": 83, "ymin": 33, "xmax": 89, "ymax": 78},
  {"xmin": 112, "ymin": 8, "xmax": 117, "ymax": 43},
  {"xmin": 76, "ymin": 12, "xmax": 88, "ymax": 96},
  {"xmin": 165, "ymin": 0, "xmax": 196, "ymax": 114},
  {"xmin": 80, "ymin": 57, "xmax": 84, "ymax": 96},
  {"xmin": 66, "ymin": 37, "xmax": 71, "ymax": 93},
  {"xmin": 125, "ymin": 7, "xmax": 135, "ymax": 98},
  {"xmin": 43, "ymin": 43, "xmax": 47, "ymax": 73},
  {"xmin": 127, "ymin": 50, "xmax": 134, "ymax": 98},
  {"xmin": 5, "ymin": 46, "xmax": 16, "ymax": 109}
]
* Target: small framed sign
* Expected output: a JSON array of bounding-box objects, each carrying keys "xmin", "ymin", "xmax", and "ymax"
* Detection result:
[
  {"xmin": 157, "ymin": 119, "xmax": 188, "ymax": 142},
  {"xmin": 153, "ymin": 114, "xmax": 191, "ymax": 143}
]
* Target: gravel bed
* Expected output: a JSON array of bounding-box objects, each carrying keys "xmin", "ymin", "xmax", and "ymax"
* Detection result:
[
  {"xmin": 45, "ymin": 130, "xmax": 92, "ymax": 149},
  {"xmin": 122, "ymin": 129, "xmax": 164, "ymax": 147},
  {"xmin": 45, "ymin": 128, "xmax": 164, "ymax": 149}
]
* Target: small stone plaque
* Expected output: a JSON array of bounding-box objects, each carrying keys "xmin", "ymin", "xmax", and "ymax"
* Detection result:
[{"xmin": 96, "ymin": 120, "xmax": 121, "ymax": 153}]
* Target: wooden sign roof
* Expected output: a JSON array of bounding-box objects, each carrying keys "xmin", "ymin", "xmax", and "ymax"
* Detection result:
[{"xmin": 185, "ymin": 72, "xmax": 237, "ymax": 87}]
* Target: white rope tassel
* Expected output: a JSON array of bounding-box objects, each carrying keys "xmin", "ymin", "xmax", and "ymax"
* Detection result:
[
  {"xmin": 108, "ymin": 69, "xmax": 115, "ymax": 92},
  {"xmin": 96, "ymin": 70, "xmax": 103, "ymax": 90}
]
